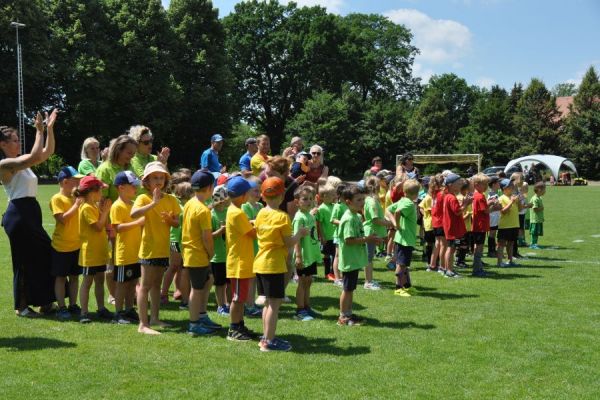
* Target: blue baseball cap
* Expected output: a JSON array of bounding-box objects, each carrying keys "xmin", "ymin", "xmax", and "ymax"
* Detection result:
[
  {"xmin": 226, "ymin": 175, "xmax": 251, "ymax": 198},
  {"xmin": 114, "ymin": 170, "xmax": 141, "ymax": 187},
  {"xmin": 191, "ymin": 169, "xmax": 215, "ymax": 190},
  {"xmin": 211, "ymin": 134, "xmax": 224, "ymax": 142},
  {"xmin": 499, "ymin": 178, "xmax": 513, "ymax": 189},
  {"xmin": 58, "ymin": 166, "xmax": 84, "ymax": 182},
  {"xmin": 444, "ymin": 173, "xmax": 461, "ymax": 185}
]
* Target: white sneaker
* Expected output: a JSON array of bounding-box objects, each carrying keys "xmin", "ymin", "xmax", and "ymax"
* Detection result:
[
  {"xmin": 363, "ymin": 281, "xmax": 381, "ymax": 290},
  {"xmin": 333, "ymin": 279, "xmax": 343, "ymax": 287},
  {"xmin": 255, "ymin": 295, "xmax": 266, "ymax": 306}
]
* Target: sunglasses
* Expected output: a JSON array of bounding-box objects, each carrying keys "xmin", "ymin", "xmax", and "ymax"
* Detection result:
[
  {"xmin": 311, "ymin": 152, "xmax": 321, "ymax": 156},
  {"xmin": 141, "ymin": 139, "xmax": 153, "ymax": 145}
]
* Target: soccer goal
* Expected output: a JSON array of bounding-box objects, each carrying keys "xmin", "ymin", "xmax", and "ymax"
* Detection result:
[{"xmin": 396, "ymin": 154, "xmax": 482, "ymax": 173}]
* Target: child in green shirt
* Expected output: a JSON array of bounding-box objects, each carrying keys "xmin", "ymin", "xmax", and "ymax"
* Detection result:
[
  {"xmin": 316, "ymin": 184, "xmax": 336, "ymax": 280},
  {"xmin": 529, "ymin": 182, "xmax": 546, "ymax": 249},
  {"xmin": 338, "ymin": 185, "xmax": 383, "ymax": 326},
  {"xmin": 211, "ymin": 185, "xmax": 230, "ymax": 315},
  {"xmin": 330, "ymin": 183, "xmax": 348, "ymax": 287}
]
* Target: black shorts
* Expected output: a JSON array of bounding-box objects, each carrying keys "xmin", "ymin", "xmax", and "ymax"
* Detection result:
[
  {"xmin": 490, "ymin": 225, "xmax": 498, "ymax": 231},
  {"xmin": 186, "ymin": 266, "xmax": 211, "ymax": 290},
  {"xmin": 114, "ymin": 263, "xmax": 141, "ymax": 282},
  {"xmin": 51, "ymin": 249, "xmax": 82, "ymax": 277},
  {"xmin": 321, "ymin": 240, "xmax": 335, "ymax": 258},
  {"xmin": 395, "ymin": 245, "xmax": 414, "ymax": 267},
  {"xmin": 423, "ymin": 230, "xmax": 435, "ymax": 244},
  {"xmin": 297, "ymin": 262, "xmax": 317, "ymax": 277},
  {"xmin": 82, "ymin": 265, "xmax": 107, "ymax": 276},
  {"xmin": 140, "ymin": 257, "xmax": 170, "ymax": 267},
  {"xmin": 433, "ymin": 227, "xmax": 445, "ymax": 237},
  {"xmin": 497, "ymin": 228, "xmax": 519, "ymax": 242},
  {"xmin": 446, "ymin": 239, "xmax": 461, "ymax": 248},
  {"xmin": 472, "ymin": 232, "xmax": 486, "ymax": 245},
  {"xmin": 210, "ymin": 262, "xmax": 227, "ymax": 286},
  {"xmin": 519, "ymin": 214, "xmax": 525, "ymax": 229},
  {"xmin": 256, "ymin": 273, "xmax": 285, "ymax": 299},
  {"xmin": 342, "ymin": 269, "xmax": 359, "ymax": 292},
  {"xmin": 459, "ymin": 232, "xmax": 472, "ymax": 247}
]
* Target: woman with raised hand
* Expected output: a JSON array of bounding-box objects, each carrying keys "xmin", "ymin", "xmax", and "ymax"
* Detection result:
[
  {"xmin": 78, "ymin": 137, "xmax": 101, "ymax": 176},
  {"xmin": 129, "ymin": 125, "xmax": 170, "ymax": 179},
  {"xmin": 1, "ymin": 109, "xmax": 59, "ymax": 317}
]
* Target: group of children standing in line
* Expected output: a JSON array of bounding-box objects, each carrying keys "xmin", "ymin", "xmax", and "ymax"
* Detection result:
[{"xmin": 47, "ymin": 160, "xmax": 546, "ymax": 351}]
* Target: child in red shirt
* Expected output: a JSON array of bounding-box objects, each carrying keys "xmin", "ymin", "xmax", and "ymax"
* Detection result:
[
  {"xmin": 442, "ymin": 174, "xmax": 471, "ymax": 278},
  {"xmin": 471, "ymin": 173, "xmax": 500, "ymax": 276},
  {"xmin": 429, "ymin": 174, "xmax": 447, "ymax": 273}
]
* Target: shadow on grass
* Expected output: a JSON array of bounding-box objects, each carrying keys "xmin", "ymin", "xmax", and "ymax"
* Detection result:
[
  {"xmin": 309, "ymin": 296, "xmax": 365, "ymax": 312},
  {"xmin": 483, "ymin": 271, "xmax": 542, "ymax": 280},
  {"xmin": 0, "ymin": 336, "xmax": 76, "ymax": 351},
  {"xmin": 365, "ymin": 319, "xmax": 437, "ymax": 330},
  {"xmin": 280, "ymin": 334, "xmax": 371, "ymax": 356}
]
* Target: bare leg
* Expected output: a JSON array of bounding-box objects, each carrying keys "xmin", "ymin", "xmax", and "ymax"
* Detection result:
[
  {"xmin": 54, "ymin": 276, "xmax": 67, "ymax": 308},
  {"xmin": 263, "ymin": 298, "xmax": 282, "ymax": 341}
]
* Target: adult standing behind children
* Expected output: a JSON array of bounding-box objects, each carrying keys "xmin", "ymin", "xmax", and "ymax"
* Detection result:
[
  {"xmin": 129, "ymin": 125, "xmax": 170, "ymax": 178},
  {"xmin": 200, "ymin": 134, "xmax": 225, "ymax": 174},
  {"xmin": 78, "ymin": 137, "xmax": 101, "ymax": 176},
  {"xmin": 95, "ymin": 135, "xmax": 138, "ymax": 202},
  {"xmin": 250, "ymin": 135, "xmax": 271, "ymax": 176},
  {"xmin": 396, "ymin": 153, "xmax": 420, "ymax": 180},
  {"xmin": 305, "ymin": 145, "xmax": 329, "ymax": 184},
  {"xmin": 1, "ymin": 110, "xmax": 59, "ymax": 317},
  {"xmin": 239, "ymin": 137, "xmax": 258, "ymax": 177}
]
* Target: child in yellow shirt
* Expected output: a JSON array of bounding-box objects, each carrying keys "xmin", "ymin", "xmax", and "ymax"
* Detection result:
[
  {"xmin": 132, "ymin": 162, "xmax": 180, "ymax": 335},
  {"xmin": 254, "ymin": 177, "xmax": 308, "ymax": 352},
  {"xmin": 50, "ymin": 166, "xmax": 83, "ymax": 319},
  {"xmin": 182, "ymin": 170, "xmax": 222, "ymax": 336},
  {"xmin": 74, "ymin": 176, "xmax": 112, "ymax": 323},
  {"xmin": 110, "ymin": 171, "xmax": 145, "ymax": 324}
]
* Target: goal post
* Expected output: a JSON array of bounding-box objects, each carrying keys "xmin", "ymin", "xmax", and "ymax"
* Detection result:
[{"xmin": 396, "ymin": 154, "xmax": 482, "ymax": 173}]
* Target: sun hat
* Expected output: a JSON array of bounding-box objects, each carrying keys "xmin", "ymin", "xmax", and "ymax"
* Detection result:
[{"xmin": 142, "ymin": 161, "xmax": 170, "ymax": 181}]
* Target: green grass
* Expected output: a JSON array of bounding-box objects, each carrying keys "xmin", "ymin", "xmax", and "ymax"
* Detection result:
[{"xmin": 1, "ymin": 185, "xmax": 599, "ymax": 399}]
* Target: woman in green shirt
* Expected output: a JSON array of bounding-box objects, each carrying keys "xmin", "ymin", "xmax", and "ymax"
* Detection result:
[
  {"xmin": 128, "ymin": 125, "xmax": 170, "ymax": 178},
  {"xmin": 77, "ymin": 137, "xmax": 101, "ymax": 176}
]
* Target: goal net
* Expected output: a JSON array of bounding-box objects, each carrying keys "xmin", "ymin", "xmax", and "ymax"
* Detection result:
[{"xmin": 396, "ymin": 154, "xmax": 482, "ymax": 172}]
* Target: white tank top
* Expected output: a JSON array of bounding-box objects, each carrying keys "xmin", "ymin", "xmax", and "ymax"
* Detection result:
[{"xmin": 3, "ymin": 168, "xmax": 38, "ymax": 200}]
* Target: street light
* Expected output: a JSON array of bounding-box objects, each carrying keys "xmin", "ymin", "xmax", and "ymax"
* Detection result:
[{"xmin": 10, "ymin": 21, "xmax": 26, "ymax": 155}]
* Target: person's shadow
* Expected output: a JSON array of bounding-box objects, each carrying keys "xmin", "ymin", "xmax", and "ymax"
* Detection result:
[
  {"xmin": 0, "ymin": 336, "xmax": 76, "ymax": 351},
  {"xmin": 279, "ymin": 334, "xmax": 371, "ymax": 356}
]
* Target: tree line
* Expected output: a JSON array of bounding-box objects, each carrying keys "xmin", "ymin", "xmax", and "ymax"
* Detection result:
[{"xmin": 1, "ymin": 0, "xmax": 599, "ymax": 178}]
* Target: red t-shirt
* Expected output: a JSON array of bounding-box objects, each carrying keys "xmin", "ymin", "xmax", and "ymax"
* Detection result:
[
  {"xmin": 472, "ymin": 191, "xmax": 489, "ymax": 233},
  {"xmin": 431, "ymin": 190, "xmax": 445, "ymax": 228},
  {"xmin": 443, "ymin": 193, "xmax": 466, "ymax": 240}
]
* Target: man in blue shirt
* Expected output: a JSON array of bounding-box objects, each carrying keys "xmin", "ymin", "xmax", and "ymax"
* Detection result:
[
  {"xmin": 200, "ymin": 134, "xmax": 224, "ymax": 173},
  {"xmin": 239, "ymin": 137, "xmax": 258, "ymax": 177}
]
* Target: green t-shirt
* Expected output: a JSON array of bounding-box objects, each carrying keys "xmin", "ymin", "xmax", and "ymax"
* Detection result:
[
  {"xmin": 211, "ymin": 207, "xmax": 228, "ymax": 263},
  {"xmin": 292, "ymin": 210, "xmax": 322, "ymax": 266},
  {"xmin": 338, "ymin": 209, "xmax": 367, "ymax": 272},
  {"xmin": 242, "ymin": 202, "xmax": 262, "ymax": 255},
  {"xmin": 316, "ymin": 202, "xmax": 335, "ymax": 241},
  {"xmin": 169, "ymin": 202, "xmax": 184, "ymax": 245},
  {"xmin": 388, "ymin": 198, "xmax": 418, "ymax": 247},
  {"xmin": 77, "ymin": 159, "xmax": 98, "ymax": 176},
  {"xmin": 331, "ymin": 201, "xmax": 349, "ymax": 241},
  {"xmin": 529, "ymin": 194, "xmax": 544, "ymax": 223},
  {"xmin": 363, "ymin": 196, "xmax": 387, "ymax": 238},
  {"xmin": 95, "ymin": 161, "xmax": 127, "ymax": 202},
  {"xmin": 130, "ymin": 152, "xmax": 157, "ymax": 178}
]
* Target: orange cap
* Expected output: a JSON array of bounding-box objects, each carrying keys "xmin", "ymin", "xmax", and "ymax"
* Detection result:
[{"xmin": 261, "ymin": 176, "xmax": 285, "ymax": 198}]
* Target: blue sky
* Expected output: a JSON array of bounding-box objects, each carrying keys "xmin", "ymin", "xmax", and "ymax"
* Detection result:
[{"xmin": 161, "ymin": 0, "xmax": 600, "ymax": 90}]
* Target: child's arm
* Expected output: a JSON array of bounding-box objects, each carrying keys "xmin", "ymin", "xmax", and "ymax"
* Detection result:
[
  {"xmin": 384, "ymin": 209, "xmax": 398, "ymax": 229},
  {"xmin": 373, "ymin": 217, "xmax": 393, "ymax": 228},
  {"xmin": 283, "ymin": 227, "xmax": 309, "ymax": 248},
  {"xmin": 345, "ymin": 234, "xmax": 382, "ymax": 245},
  {"xmin": 294, "ymin": 241, "xmax": 303, "ymax": 268},
  {"xmin": 114, "ymin": 217, "xmax": 144, "ymax": 233},
  {"xmin": 131, "ymin": 188, "xmax": 161, "ymax": 218},
  {"xmin": 500, "ymin": 196, "xmax": 517, "ymax": 214},
  {"xmin": 212, "ymin": 224, "xmax": 226, "ymax": 238},
  {"xmin": 91, "ymin": 199, "xmax": 112, "ymax": 232},
  {"xmin": 54, "ymin": 197, "xmax": 83, "ymax": 224},
  {"xmin": 202, "ymin": 229, "xmax": 214, "ymax": 260},
  {"xmin": 160, "ymin": 211, "xmax": 180, "ymax": 227}
]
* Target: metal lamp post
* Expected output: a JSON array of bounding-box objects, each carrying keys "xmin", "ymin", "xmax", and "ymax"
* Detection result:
[{"xmin": 10, "ymin": 21, "xmax": 26, "ymax": 155}]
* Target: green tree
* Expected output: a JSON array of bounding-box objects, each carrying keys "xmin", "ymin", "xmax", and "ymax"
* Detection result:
[
  {"xmin": 406, "ymin": 88, "xmax": 451, "ymax": 154},
  {"xmin": 513, "ymin": 78, "xmax": 561, "ymax": 155},
  {"xmin": 552, "ymin": 82, "xmax": 578, "ymax": 97}
]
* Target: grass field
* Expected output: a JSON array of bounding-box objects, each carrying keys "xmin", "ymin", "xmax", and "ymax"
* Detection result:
[{"xmin": 0, "ymin": 185, "xmax": 599, "ymax": 399}]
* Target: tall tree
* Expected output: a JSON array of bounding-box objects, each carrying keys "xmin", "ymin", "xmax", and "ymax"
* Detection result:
[
  {"xmin": 406, "ymin": 88, "xmax": 451, "ymax": 154},
  {"xmin": 513, "ymin": 78, "xmax": 561, "ymax": 155},
  {"xmin": 552, "ymin": 82, "xmax": 578, "ymax": 97}
]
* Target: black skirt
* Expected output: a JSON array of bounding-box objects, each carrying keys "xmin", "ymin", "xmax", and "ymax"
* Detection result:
[{"xmin": 2, "ymin": 197, "xmax": 55, "ymax": 310}]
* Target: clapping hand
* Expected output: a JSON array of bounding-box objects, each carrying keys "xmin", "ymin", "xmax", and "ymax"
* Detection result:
[
  {"xmin": 152, "ymin": 187, "xmax": 162, "ymax": 204},
  {"xmin": 157, "ymin": 147, "xmax": 170, "ymax": 163},
  {"xmin": 34, "ymin": 112, "xmax": 44, "ymax": 132},
  {"xmin": 45, "ymin": 109, "xmax": 59, "ymax": 130}
]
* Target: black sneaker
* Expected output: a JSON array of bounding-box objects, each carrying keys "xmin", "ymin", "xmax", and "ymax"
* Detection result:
[
  {"xmin": 79, "ymin": 312, "xmax": 92, "ymax": 324},
  {"xmin": 227, "ymin": 328, "xmax": 252, "ymax": 341},
  {"xmin": 112, "ymin": 311, "xmax": 131, "ymax": 325},
  {"xmin": 124, "ymin": 308, "xmax": 140, "ymax": 322},
  {"xmin": 68, "ymin": 304, "xmax": 82, "ymax": 314},
  {"xmin": 97, "ymin": 307, "xmax": 113, "ymax": 320},
  {"xmin": 239, "ymin": 324, "xmax": 259, "ymax": 338}
]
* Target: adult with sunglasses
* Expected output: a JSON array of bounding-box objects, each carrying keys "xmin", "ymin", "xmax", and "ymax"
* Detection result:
[
  {"xmin": 129, "ymin": 125, "xmax": 170, "ymax": 178},
  {"xmin": 397, "ymin": 153, "xmax": 420, "ymax": 180},
  {"xmin": 1, "ymin": 110, "xmax": 59, "ymax": 317},
  {"xmin": 305, "ymin": 144, "xmax": 329, "ymax": 184}
]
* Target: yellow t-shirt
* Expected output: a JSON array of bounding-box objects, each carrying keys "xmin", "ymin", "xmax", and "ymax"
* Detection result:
[
  {"xmin": 110, "ymin": 199, "xmax": 142, "ymax": 266},
  {"xmin": 181, "ymin": 197, "xmax": 212, "ymax": 267},
  {"xmin": 384, "ymin": 190, "xmax": 393, "ymax": 210},
  {"xmin": 457, "ymin": 194, "xmax": 473, "ymax": 232},
  {"xmin": 419, "ymin": 194, "xmax": 433, "ymax": 232},
  {"xmin": 253, "ymin": 208, "xmax": 292, "ymax": 274},
  {"xmin": 78, "ymin": 202, "xmax": 109, "ymax": 267},
  {"xmin": 498, "ymin": 194, "xmax": 519, "ymax": 229},
  {"xmin": 226, "ymin": 204, "xmax": 255, "ymax": 279},
  {"xmin": 50, "ymin": 193, "xmax": 80, "ymax": 252},
  {"xmin": 134, "ymin": 193, "xmax": 181, "ymax": 259},
  {"xmin": 250, "ymin": 153, "xmax": 271, "ymax": 176}
]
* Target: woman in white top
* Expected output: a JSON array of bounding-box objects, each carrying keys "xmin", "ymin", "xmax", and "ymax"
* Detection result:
[{"xmin": 1, "ymin": 109, "xmax": 59, "ymax": 317}]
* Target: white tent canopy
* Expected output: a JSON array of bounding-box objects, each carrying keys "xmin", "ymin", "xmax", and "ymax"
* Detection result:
[{"xmin": 504, "ymin": 155, "xmax": 578, "ymax": 180}]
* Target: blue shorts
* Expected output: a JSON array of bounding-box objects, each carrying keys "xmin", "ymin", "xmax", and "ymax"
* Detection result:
[{"xmin": 395, "ymin": 245, "xmax": 414, "ymax": 267}]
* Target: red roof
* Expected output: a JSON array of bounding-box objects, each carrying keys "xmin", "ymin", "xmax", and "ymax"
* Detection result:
[{"xmin": 556, "ymin": 96, "xmax": 574, "ymax": 119}]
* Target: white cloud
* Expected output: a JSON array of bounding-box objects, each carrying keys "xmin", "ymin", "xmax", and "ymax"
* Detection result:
[
  {"xmin": 385, "ymin": 9, "xmax": 472, "ymax": 65},
  {"xmin": 476, "ymin": 77, "xmax": 495, "ymax": 88},
  {"xmin": 280, "ymin": 0, "xmax": 345, "ymax": 14},
  {"xmin": 565, "ymin": 60, "xmax": 600, "ymax": 86},
  {"xmin": 413, "ymin": 63, "xmax": 435, "ymax": 83}
]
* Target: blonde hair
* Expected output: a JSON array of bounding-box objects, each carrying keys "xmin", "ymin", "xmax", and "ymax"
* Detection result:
[
  {"xmin": 471, "ymin": 173, "xmax": 490, "ymax": 186},
  {"xmin": 319, "ymin": 184, "xmax": 336, "ymax": 198},
  {"xmin": 520, "ymin": 181, "xmax": 529, "ymax": 193},
  {"xmin": 326, "ymin": 175, "xmax": 342, "ymax": 189},
  {"xmin": 403, "ymin": 179, "xmax": 420, "ymax": 197},
  {"xmin": 510, "ymin": 172, "xmax": 523, "ymax": 187},
  {"xmin": 364, "ymin": 176, "xmax": 379, "ymax": 196},
  {"xmin": 108, "ymin": 135, "xmax": 137, "ymax": 165},
  {"xmin": 129, "ymin": 125, "xmax": 152, "ymax": 142},
  {"xmin": 80, "ymin": 137, "xmax": 100, "ymax": 161},
  {"xmin": 172, "ymin": 181, "xmax": 194, "ymax": 201}
]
